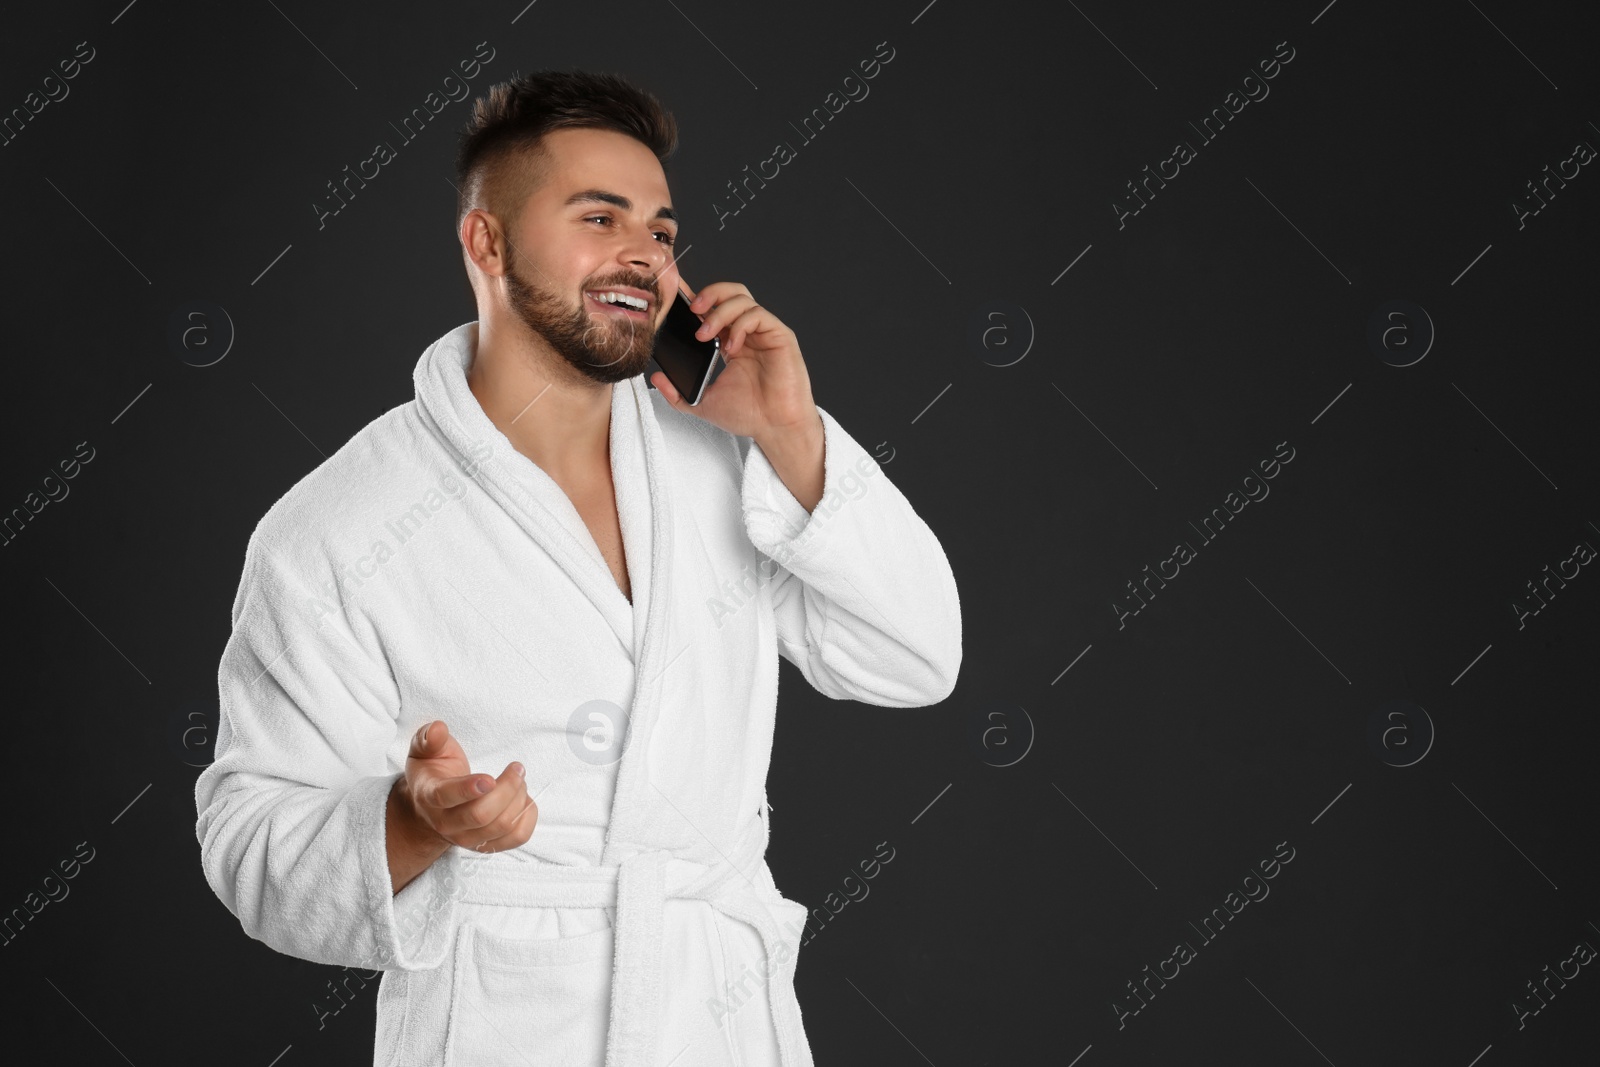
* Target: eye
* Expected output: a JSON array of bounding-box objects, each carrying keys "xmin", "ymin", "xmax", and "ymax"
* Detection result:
[{"xmin": 585, "ymin": 215, "xmax": 676, "ymax": 246}]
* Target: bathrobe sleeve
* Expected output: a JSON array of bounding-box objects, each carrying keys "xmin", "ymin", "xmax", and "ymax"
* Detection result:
[
  {"xmin": 194, "ymin": 529, "xmax": 463, "ymax": 973},
  {"xmin": 740, "ymin": 404, "xmax": 961, "ymax": 706}
]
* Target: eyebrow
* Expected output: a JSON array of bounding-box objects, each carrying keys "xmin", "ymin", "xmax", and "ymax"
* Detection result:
[{"xmin": 563, "ymin": 188, "xmax": 678, "ymax": 225}]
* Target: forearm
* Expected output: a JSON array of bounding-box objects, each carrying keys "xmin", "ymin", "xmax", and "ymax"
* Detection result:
[{"xmin": 386, "ymin": 778, "xmax": 451, "ymax": 895}]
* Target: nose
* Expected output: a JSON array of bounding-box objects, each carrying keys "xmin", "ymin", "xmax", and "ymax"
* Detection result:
[
  {"xmin": 622, "ymin": 229, "xmax": 671, "ymax": 286},
  {"xmin": 629, "ymin": 245, "xmax": 670, "ymax": 293}
]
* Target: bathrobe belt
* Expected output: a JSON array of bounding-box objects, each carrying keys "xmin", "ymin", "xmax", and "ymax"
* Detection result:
[{"xmin": 453, "ymin": 814, "xmax": 809, "ymax": 1067}]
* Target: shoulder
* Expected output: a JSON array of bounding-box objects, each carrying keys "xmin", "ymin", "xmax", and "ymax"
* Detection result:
[{"xmin": 242, "ymin": 400, "xmax": 421, "ymax": 573}]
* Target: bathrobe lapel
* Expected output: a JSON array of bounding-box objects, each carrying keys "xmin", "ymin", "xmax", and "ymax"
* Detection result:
[
  {"xmin": 412, "ymin": 325, "xmax": 809, "ymax": 1066},
  {"xmin": 489, "ymin": 372, "xmax": 659, "ymax": 666},
  {"xmin": 411, "ymin": 324, "xmax": 677, "ymax": 850},
  {"xmin": 412, "ymin": 323, "xmax": 659, "ymax": 662}
]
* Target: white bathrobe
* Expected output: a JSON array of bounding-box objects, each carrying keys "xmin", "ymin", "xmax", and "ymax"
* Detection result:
[{"xmin": 194, "ymin": 320, "xmax": 961, "ymax": 1067}]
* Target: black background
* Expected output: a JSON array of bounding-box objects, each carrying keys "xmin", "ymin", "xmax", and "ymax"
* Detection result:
[{"xmin": 2, "ymin": 1, "xmax": 1597, "ymax": 1064}]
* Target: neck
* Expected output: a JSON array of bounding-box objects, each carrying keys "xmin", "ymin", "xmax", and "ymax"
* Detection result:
[{"xmin": 467, "ymin": 315, "xmax": 612, "ymax": 481}]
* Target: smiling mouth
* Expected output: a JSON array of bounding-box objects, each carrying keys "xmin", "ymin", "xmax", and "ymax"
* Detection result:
[{"xmin": 586, "ymin": 293, "xmax": 650, "ymax": 319}]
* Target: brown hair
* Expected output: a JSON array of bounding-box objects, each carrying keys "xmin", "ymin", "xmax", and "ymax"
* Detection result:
[{"xmin": 454, "ymin": 69, "xmax": 678, "ymax": 236}]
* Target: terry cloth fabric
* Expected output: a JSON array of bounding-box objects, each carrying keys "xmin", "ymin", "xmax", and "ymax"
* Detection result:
[{"xmin": 194, "ymin": 320, "xmax": 962, "ymax": 1066}]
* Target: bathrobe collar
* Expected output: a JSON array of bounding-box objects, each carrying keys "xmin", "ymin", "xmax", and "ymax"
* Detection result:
[
  {"xmin": 410, "ymin": 325, "xmax": 819, "ymax": 1066},
  {"xmin": 411, "ymin": 321, "xmax": 663, "ymax": 665},
  {"xmin": 413, "ymin": 321, "xmax": 690, "ymax": 859}
]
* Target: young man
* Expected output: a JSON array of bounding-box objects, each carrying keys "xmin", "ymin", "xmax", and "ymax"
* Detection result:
[{"xmin": 194, "ymin": 69, "xmax": 961, "ymax": 1067}]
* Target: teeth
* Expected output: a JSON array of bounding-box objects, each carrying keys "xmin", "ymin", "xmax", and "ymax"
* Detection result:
[{"xmin": 590, "ymin": 291, "xmax": 647, "ymax": 311}]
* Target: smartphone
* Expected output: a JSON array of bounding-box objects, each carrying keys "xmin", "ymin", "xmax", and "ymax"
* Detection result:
[{"xmin": 650, "ymin": 286, "xmax": 721, "ymax": 405}]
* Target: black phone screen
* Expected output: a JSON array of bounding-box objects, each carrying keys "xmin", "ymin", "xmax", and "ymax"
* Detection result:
[{"xmin": 650, "ymin": 291, "xmax": 721, "ymax": 405}]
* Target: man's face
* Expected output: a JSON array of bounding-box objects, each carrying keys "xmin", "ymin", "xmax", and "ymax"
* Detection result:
[{"xmin": 498, "ymin": 127, "xmax": 680, "ymax": 385}]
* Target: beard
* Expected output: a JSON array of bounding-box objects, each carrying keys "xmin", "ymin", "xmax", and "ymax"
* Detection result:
[{"xmin": 502, "ymin": 242, "xmax": 660, "ymax": 385}]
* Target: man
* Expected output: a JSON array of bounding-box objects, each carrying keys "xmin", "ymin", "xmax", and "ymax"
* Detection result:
[{"xmin": 195, "ymin": 69, "xmax": 961, "ymax": 1067}]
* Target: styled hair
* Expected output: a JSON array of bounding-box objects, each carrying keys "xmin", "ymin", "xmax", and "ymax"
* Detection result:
[{"xmin": 453, "ymin": 69, "xmax": 678, "ymax": 236}]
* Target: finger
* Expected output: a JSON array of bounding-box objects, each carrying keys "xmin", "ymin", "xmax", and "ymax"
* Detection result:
[
  {"xmin": 435, "ymin": 762, "xmax": 529, "ymax": 836},
  {"xmin": 457, "ymin": 784, "xmax": 536, "ymax": 853},
  {"xmin": 410, "ymin": 719, "xmax": 443, "ymax": 758},
  {"xmin": 689, "ymin": 282, "xmax": 750, "ymax": 316},
  {"xmin": 650, "ymin": 370, "xmax": 682, "ymax": 406},
  {"xmin": 725, "ymin": 306, "xmax": 766, "ymax": 356},
  {"xmin": 411, "ymin": 719, "xmax": 470, "ymax": 768},
  {"xmin": 423, "ymin": 769, "xmax": 501, "ymax": 811},
  {"xmin": 692, "ymin": 290, "xmax": 751, "ymax": 333},
  {"xmin": 694, "ymin": 292, "xmax": 755, "ymax": 342},
  {"xmin": 723, "ymin": 303, "xmax": 778, "ymax": 357},
  {"xmin": 476, "ymin": 792, "xmax": 539, "ymax": 853}
]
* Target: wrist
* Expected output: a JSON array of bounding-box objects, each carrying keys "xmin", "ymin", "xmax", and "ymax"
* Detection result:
[
  {"xmin": 754, "ymin": 410, "xmax": 826, "ymax": 514},
  {"xmin": 388, "ymin": 777, "xmax": 449, "ymax": 858},
  {"xmin": 754, "ymin": 407, "xmax": 823, "ymax": 463}
]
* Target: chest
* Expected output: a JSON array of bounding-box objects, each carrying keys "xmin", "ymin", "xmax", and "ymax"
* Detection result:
[
  {"xmin": 568, "ymin": 483, "xmax": 630, "ymax": 603},
  {"xmin": 373, "ymin": 427, "xmax": 780, "ymax": 816}
]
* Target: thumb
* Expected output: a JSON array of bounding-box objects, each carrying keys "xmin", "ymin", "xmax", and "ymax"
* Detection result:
[
  {"xmin": 411, "ymin": 719, "xmax": 447, "ymax": 758},
  {"xmin": 651, "ymin": 370, "xmax": 684, "ymax": 408}
]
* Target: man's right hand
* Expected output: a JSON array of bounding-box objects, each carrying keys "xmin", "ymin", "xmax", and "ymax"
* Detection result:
[{"xmin": 386, "ymin": 720, "xmax": 536, "ymax": 893}]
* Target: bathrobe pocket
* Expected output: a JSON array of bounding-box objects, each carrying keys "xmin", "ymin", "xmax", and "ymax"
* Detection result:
[{"xmin": 442, "ymin": 920, "xmax": 615, "ymax": 1065}]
